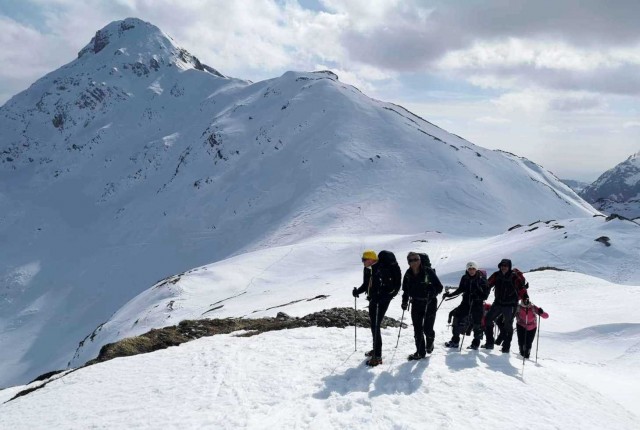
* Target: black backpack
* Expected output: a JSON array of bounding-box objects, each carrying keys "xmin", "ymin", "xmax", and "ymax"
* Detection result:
[
  {"xmin": 377, "ymin": 250, "xmax": 401, "ymax": 299},
  {"xmin": 417, "ymin": 253, "xmax": 434, "ymax": 272}
]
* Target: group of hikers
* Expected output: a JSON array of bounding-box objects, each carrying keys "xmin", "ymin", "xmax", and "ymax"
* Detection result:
[{"xmin": 352, "ymin": 250, "xmax": 549, "ymax": 367}]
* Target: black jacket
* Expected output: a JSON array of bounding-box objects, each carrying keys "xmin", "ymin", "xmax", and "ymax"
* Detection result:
[
  {"xmin": 448, "ymin": 272, "xmax": 489, "ymax": 305},
  {"xmin": 355, "ymin": 263, "xmax": 401, "ymax": 302},
  {"xmin": 488, "ymin": 269, "xmax": 526, "ymax": 305},
  {"xmin": 401, "ymin": 267, "xmax": 443, "ymax": 303}
]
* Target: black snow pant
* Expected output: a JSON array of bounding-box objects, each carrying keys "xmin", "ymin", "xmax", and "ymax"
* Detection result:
[
  {"xmin": 450, "ymin": 301, "xmax": 484, "ymax": 347},
  {"xmin": 516, "ymin": 325, "xmax": 537, "ymax": 357},
  {"xmin": 484, "ymin": 303, "xmax": 517, "ymax": 350},
  {"xmin": 410, "ymin": 297, "xmax": 437, "ymax": 356},
  {"xmin": 494, "ymin": 315, "xmax": 505, "ymax": 345},
  {"xmin": 369, "ymin": 300, "xmax": 391, "ymax": 359}
]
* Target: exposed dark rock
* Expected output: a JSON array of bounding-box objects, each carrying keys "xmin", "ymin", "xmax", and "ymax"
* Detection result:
[
  {"xmin": 118, "ymin": 21, "xmax": 135, "ymax": 34},
  {"xmin": 131, "ymin": 62, "xmax": 150, "ymax": 77},
  {"xmin": 605, "ymin": 213, "xmax": 638, "ymax": 225},
  {"xmin": 507, "ymin": 224, "xmax": 522, "ymax": 231},
  {"xmin": 28, "ymin": 369, "xmax": 66, "ymax": 384},
  {"xmin": 529, "ymin": 266, "xmax": 567, "ymax": 272},
  {"xmin": 52, "ymin": 113, "xmax": 65, "ymax": 128},
  {"xmin": 79, "ymin": 30, "xmax": 110, "ymax": 57},
  {"xmin": 595, "ymin": 236, "xmax": 611, "ymax": 246},
  {"xmin": 312, "ymin": 70, "xmax": 339, "ymax": 80},
  {"xmin": 87, "ymin": 307, "xmax": 404, "ymax": 366}
]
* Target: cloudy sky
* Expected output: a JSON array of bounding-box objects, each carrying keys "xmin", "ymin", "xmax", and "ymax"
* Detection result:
[{"xmin": 1, "ymin": 0, "xmax": 638, "ymax": 181}]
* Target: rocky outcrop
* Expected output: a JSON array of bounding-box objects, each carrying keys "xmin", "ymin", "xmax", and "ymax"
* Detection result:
[
  {"xmin": 88, "ymin": 307, "xmax": 404, "ymax": 365},
  {"xmin": 78, "ymin": 29, "xmax": 110, "ymax": 58}
]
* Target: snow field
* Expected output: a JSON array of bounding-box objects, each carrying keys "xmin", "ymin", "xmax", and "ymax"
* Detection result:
[
  {"xmin": 72, "ymin": 216, "xmax": 640, "ymax": 368},
  {"xmin": 1, "ymin": 271, "xmax": 638, "ymax": 429}
]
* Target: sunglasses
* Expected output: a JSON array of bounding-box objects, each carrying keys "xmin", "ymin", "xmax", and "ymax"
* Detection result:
[
  {"xmin": 361, "ymin": 258, "xmax": 367, "ymax": 262},
  {"xmin": 407, "ymin": 258, "xmax": 420, "ymax": 263}
]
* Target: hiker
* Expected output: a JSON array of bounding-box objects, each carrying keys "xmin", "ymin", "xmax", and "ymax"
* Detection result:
[
  {"xmin": 352, "ymin": 250, "xmax": 401, "ymax": 366},
  {"xmin": 481, "ymin": 302, "xmax": 505, "ymax": 346},
  {"xmin": 516, "ymin": 295, "xmax": 549, "ymax": 358},
  {"xmin": 443, "ymin": 261, "xmax": 489, "ymax": 350},
  {"xmin": 400, "ymin": 252, "xmax": 444, "ymax": 360},
  {"xmin": 482, "ymin": 259, "xmax": 527, "ymax": 353}
]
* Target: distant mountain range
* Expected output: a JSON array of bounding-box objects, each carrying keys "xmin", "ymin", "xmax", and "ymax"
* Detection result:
[
  {"xmin": 560, "ymin": 179, "xmax": 589, "ymax": 193},
  {"xmin": 578, "ymin": 152, "xmax": 640, "ymax": 219}
]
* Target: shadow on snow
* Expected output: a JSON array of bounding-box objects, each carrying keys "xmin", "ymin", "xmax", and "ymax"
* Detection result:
[{"xmin": 313, "ymin": 357, "xmax": 429, "ymax": 399}]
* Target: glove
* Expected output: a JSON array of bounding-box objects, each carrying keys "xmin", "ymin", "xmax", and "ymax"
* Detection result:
[
  {"xmin": 522, "ymin": 292, "xmax": 529, "ymax": 301},
  {"xmin": 401, "ymin": 302, "xmax": 408, "ymax": 311},
  {"xmin": 537, "ymin": 307, "xmax": 544, "ymax": 315},
  {"xmin": 352, "ymin": 288, "xmax": 359, "ymax": 298}
]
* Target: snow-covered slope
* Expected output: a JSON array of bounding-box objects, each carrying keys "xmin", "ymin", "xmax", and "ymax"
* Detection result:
[
  {"xmin": 0, "ymin": 17, "xmax": 598, "ymax": 387},
  {"xmin": 70, "ymin": 214, "xmax": 640, "ymax": 367},
  {"xmin": 581, "ymin": 151, "xmax": 640, "ymax": 218},
  {"xmin": 1, "ymin": 271, "xmax": 638, "ymax": 429}
]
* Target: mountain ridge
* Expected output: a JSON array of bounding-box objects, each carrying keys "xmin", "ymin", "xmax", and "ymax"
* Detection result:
[{"xmin": 580, "ymin": 150, "xmax": 640, "ymax": 218}]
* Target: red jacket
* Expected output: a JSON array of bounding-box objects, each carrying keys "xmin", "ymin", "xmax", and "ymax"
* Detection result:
[{"xmin": 488, "ymin": 268, "xmax": 527, "ymax": 305}]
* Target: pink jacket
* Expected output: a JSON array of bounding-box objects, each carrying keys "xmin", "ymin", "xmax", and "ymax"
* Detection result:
[{"xmin": 516, "ymin": 303, "xmax": 549, "ymax": 330}]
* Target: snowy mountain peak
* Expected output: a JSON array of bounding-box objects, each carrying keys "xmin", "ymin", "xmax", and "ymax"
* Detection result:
[
  {"xmin": 76, "ymin": 18, "xmax": 224, "ymax": 76},
  {"xmin": 581, "ymin": 149, "xmax": 640, "ymax": 218}
]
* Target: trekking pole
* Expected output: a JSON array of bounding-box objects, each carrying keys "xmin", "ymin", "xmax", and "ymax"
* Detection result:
[
  {"xmin": 522, "ymin": 309, "xmax": 528, "ymax": 377},
  {"xmin": 535, "ymin": 314, "xmax": 541, "ymax": 363},
  {"xmin": 395, "ymin": 310, "xmax": 405, "ymax": 348},
  {"xmin": 436, "ymin": 295, "xmax": 446, "ymax": 311},
  {"xmin": 374, "ymin": 302, "xmax": 380, "ymax": 361},
  {"xmin": 395, "ymin": 301, "xmax": 409, "ymax": 348},
  {"xmin": 354, "ymin": 297, "xmax": 357, "ymax": 351},
  {"xmin": 459, "ymin": 305, "xmax": 473, "ymax": 352}
]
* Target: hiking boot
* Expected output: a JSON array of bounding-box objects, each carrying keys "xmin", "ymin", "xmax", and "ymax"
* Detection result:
[
  {"xmin": 426, "ymin": 342, "xmax": 434, "ymax": 354},
  {"xmin": 366, "ymin": 357, "xmax": 383, "ymax": 366},
  {"xmin": 523, "ymin": 349, "xmax": 530, "ymax": 359},
  {"xmin": 495, "ymin": 336, "xmax": 504, "ymax": 346},
  {"xmin": 467, "ymin": 344, "xmax": 478, "ymax": 350},
  {"xmin": 364, "ymin": 349, "xmax": 374, "ymax": 357},
  {"xmin": 481, "ymin": 343, "xmax": 494, "ymax": 350},
  {"xmin": 444, "ymin": 341, "xmax": 459, "ymax": 348},
  {"xmin": 501, "ymin": 347, "xmax": 510, "ymax": 353},
  {"xmin": 408, "ymin": 352, "xmax": 425, "ymax": 361}
]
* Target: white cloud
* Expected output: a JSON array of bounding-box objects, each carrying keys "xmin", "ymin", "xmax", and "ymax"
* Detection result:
[
  {"xmin": 438, "ymin": 38, "xmax": 620, "ymax": 72},
  {"xmin": 475, "ymin": 116, "xmax": 511, "ymax": 124}
]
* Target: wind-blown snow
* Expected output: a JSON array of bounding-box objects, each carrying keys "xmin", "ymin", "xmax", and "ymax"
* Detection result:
[{"xmin": 1, "ymin": 271, "xmax": 638, "ymax": 429}]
